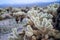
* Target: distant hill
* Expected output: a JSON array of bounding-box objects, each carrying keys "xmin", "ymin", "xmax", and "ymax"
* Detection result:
[{"xmin": 0, "ymin": 1, "xmax": 60, "ymax": 8}]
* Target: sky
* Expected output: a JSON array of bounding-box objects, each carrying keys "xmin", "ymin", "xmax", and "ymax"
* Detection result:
[{"xmin": 0, "ymin": 0, "xmax": 60, "ymax": 4}]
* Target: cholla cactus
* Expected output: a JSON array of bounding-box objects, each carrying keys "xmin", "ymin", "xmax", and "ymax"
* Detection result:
[
  {"xmin": 42, "ymin": 18, "xmax": 53, "ymax": 29},
  {"xmin": 27, "ymin": 9, "xmax": 38, "ymax": 17},
  {"xmin": 25, "ymin": 25, "xmax": 33, "ymax": 37},
  {"xmin": 40, "ymin": 13, "xmax": 53, "ymax": 19},
  {"xmin": 50, "ymin": 3, "xmax": 59, "ymax": 8},
  {"xmin": 47, "ymin": 3, "xmax": 60, "ymax": 15},
  {"xmin": 27, "ymin": 9, "xmax": 53, "ymax": 30},
  {"xmin": 8, "ymin": 28, "xmax": 17, "ymax": 40},
  {"xmin": 26, "ymin": 9, "xmax": 54, "ymax": 39},
  {"xmin": 8, "ymin": 28, "xmax": 23, "ymax": 40},
  {"xmin": 13, "ymin": 11, "xmax": 26, "ymax": 16},
  {"xmin": 7, "ymin": 3, "xmax": 60, "ymax": 40}
]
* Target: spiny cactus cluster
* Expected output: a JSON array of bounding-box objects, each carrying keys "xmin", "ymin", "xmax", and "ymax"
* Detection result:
[{"xmin": 2, "ymin": 3, "xmax": 59, "ymax": 40}]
